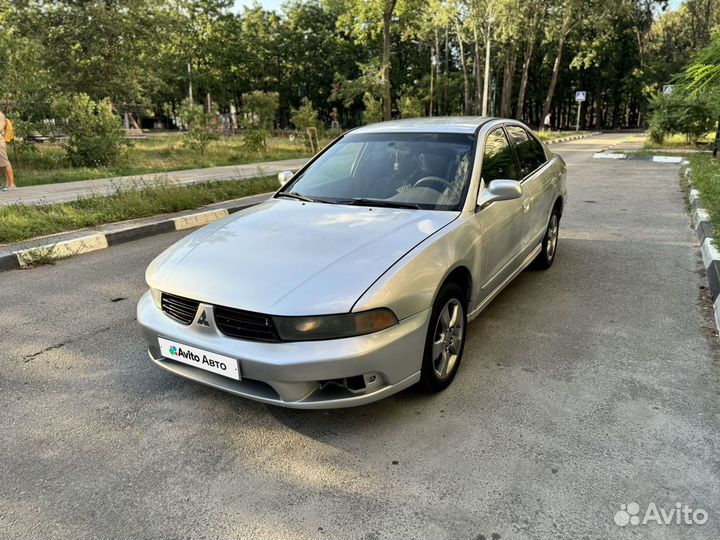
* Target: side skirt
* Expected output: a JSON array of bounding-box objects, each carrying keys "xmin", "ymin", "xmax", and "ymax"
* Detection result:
[{"xmin": 467, "ymin": 243, "xmax": 542, "ymax": 322}]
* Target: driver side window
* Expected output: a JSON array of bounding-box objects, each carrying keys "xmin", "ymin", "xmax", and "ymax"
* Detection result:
[{"xmin": 481, "ymin": 129, "xmax": 518, "ymax": 184}]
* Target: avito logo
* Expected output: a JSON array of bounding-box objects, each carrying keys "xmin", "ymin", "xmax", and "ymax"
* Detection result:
[
  {"xmin": 614, "ymin": 502, "xmax": 708, "ymax": 527},
  {"xmin": 169, "ymin": 344, "xmax": 227, "ymax": 371}
]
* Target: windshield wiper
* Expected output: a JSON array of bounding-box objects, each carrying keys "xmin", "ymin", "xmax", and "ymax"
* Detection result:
[
  {"xmin": 275, "ymin": 191, "xmax": 316, "ymax": 203},
  {"xmin": 343, "ymin": 198, "xmax": 423, "ymax": 210}
]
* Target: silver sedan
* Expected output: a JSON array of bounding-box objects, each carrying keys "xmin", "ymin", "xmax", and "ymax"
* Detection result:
[{"xmin": 137, "ymin": 117, "xmax": 567, "ymax": 408}]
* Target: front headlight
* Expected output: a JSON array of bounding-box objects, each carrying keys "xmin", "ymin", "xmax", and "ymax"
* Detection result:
[{"xmin": 273, "ymin": 308, "xmax": 399, "ymax": 341}]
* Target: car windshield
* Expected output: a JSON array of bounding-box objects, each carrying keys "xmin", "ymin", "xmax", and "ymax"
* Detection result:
[{"xmin": 281, "ymin": 132, "xmax": 476, "ymax": 211}]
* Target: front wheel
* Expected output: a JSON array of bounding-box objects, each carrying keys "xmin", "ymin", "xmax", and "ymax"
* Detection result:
[
  {"xmin": 532, "ymin": 211, "xmax": 560, "ymax": 270},
  {"xmin": 420, "ymin": 283, "xmax": 467, "ymax": 392}
]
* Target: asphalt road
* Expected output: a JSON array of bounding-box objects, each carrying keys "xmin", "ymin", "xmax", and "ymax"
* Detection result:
[{"xmin": 1, "ymin": 133, "xmax": 718, "ymax": 539}]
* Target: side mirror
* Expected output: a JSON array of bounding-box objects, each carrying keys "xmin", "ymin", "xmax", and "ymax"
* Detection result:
[
  {"xmin": 477, "ymin": 179, "xmax": 523, "ymax": 209},
  {"xmin": 277, "ymin": 170, "xmax": 294, "ymax": 186}
]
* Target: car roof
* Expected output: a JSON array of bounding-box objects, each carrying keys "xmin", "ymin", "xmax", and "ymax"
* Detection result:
[{"xmin": 351, "ymin": 116, "xmax": 496, "ymax": 135}]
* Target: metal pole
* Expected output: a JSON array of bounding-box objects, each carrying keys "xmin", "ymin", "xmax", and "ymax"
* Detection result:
[{"xmin": 576, "ymin": 101, "xmax": 581, "ymax": 131}]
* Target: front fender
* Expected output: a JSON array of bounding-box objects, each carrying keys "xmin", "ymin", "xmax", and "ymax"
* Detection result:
[{"xmin": 352, "ymin": 214, "xmax": 481, "ymax": 320}]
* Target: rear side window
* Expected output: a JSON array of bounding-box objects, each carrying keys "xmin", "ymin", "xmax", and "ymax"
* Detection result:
[
  {"xmin": 506, "ymin": 126, "xmax": 547, "ymax": 178},
  {"xmin": 481, "ymin": 128, "xmax": 519, "ymax": 183}
]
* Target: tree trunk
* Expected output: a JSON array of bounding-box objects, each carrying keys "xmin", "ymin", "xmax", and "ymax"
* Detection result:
[
  {"xmin": 429, "ymin": 44, "xmax": 435, "ymax": 117},
  {"xmin": 713, "ymin": 117, "xmax": 719, "ymax": 158},
  {"xmin": 456, "ymin": 23, "xmax": 470, "ymax": 116},
  {"xmin": 442, "ymin": 25, "xmax": 450, "ymax": 115},
  {"xmin": 435, "ymin": 29, "xmax": 441, "ymax": 115},
  {"xmin": 516, "ymin": 7, "xmax": 543, "ymax": 121},
  {"xmin": 128, "ymin": 112, "xmax": 141, "ymax": 130},
  {"xmin": 516, "ymin": 37, "xmax": 534, "ymax": 121},
  {"xmin": 500, "ymin": 49, "xmax": 517, "ymax": 118},
  {"xmin": 473, "ymin": 27, "xmax": 482, "ymax": 115},
  {"xmin": 382, "ymin": 0, "xmax": 397, "ymax": 121},
  {"xmin": 540, "ymin": 20, "xmax": 569, "ymax": 130},
  {"xmin": 482, "ymin": 18, "xmax": 491, "ymax": 116}
]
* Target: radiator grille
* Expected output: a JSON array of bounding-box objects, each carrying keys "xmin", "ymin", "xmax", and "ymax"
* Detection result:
[
  {"xmin": 161, "ymin": 293, "xmax": 199, "ymax": 325},
  {"xmin": 214, "ymin": 305, "xmax": 279, "ymax": 342}
]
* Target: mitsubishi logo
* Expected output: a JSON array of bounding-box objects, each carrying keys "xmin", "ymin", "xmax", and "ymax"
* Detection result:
[{"xmin": 197, "ymin": 309, "xmax": 209, "ymax": 327}]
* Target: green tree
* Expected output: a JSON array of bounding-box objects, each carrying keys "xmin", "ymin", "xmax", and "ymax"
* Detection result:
[
  {"xmin": 291, "ymin": 98, "xmax": 320, "ymax": 130},
  {"xmin": 52, "ymin": 94, "xmax": 127, "ymax": 167},
  {"xmin": 681, "ymin": 33, "xmax": 720, "ymax": 155},
  {"xmin": 242, "ymin": 91, "xmax": 279, "ymax": 129},
  {"xmin": 362, "ymin": 93, "xmax": 384, "ymax": 124},
  {"xmin": 337, "ymin": 0, "xmax": 421, "ymax": 120},
  {"xmin": 398, "ymin": 93, "xmax": 424, "ymax": 118}
]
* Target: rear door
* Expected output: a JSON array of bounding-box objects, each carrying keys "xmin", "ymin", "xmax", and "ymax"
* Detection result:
[{"xmin": 505, "ymin": 125, "xmax": 552, "ymax": 248}]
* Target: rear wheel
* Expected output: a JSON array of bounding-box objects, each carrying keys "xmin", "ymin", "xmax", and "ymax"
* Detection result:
[
  {"xmin": 420, "ymin": 283, "xmax": 467, "ymax": 392},
  {"xmin": 532, "ymin": 210, "xmax": 560, "ymax": 270}
]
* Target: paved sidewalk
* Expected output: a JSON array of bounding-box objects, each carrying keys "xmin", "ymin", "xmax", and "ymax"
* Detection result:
[{"xmin": 0, "ymin": 157, "xmax": 309, "ymax": 207}]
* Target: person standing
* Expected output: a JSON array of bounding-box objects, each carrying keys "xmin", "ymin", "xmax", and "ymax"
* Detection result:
[
  {"xmin": 543, "ymin": 112, "xmax": 552, "ymax": 132},
  {"xmin": 0, "ymin": 110, "xmax": 16, "ymax": 191}
]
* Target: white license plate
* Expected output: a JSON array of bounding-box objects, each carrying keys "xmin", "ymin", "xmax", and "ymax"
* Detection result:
[{"xmin": 158, "ymin": 337, "xmax": 240, "ymax": 381}]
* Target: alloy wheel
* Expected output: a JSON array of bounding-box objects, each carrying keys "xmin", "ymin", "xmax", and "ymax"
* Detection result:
[{"xmin": 432, "ymin": 298, "xmax": 465, "ymax": 380}]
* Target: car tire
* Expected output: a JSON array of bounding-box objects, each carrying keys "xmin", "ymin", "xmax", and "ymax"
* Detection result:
[
  {"xmin": 420, "ymin": 282, "xmax": 467, "ymax": 392},
  {"xmin": 532, "ymin": 209, "xmax": 560, "ymax": 270}
]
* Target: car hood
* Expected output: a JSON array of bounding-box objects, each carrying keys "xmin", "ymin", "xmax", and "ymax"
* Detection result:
[{"xmin": 146, "ymin": 198, "xmax": 457, "ymax": 315}]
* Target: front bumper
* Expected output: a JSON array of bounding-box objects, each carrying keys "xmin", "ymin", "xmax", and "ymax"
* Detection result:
[{"xmin": 136, "ymin": 291, "xmax": 430, "ymax": 408}]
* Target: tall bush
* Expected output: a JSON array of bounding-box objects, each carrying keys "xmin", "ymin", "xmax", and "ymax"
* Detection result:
[
  {"xmin": 242, "ymin": 91, "xmax": 279, "ymax": 130},
  {"xmin": 398, "ymin": 94, "xmax": 424, "ymax": 119},
  {"xmin": 362, "ymin": 93, "xmax": 383, "ymax": 125},
  {"xmin": 648, "ymin": 91, "xmax": 715, "ymax": 144},
  {"xmin": 290, "ymin": 98, "xmax": 319, "ymax": 131},
  {"xmin": 52, "ymin": 94, "xmax": 126, "ymax": 167},
  {"xmin": 179, "ymin": 98, "xmax": 218, "ymax": 156}
]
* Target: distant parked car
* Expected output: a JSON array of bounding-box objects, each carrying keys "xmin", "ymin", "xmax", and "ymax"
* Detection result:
[{"xmin": 137, "ymin": 117, "xmax": 567, "ymax": 408}]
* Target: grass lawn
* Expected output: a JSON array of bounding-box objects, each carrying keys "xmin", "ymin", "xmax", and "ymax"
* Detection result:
[
  {"xmin": 689, "ymin": 155, "xmax": 720, "ymax": 245},
  {"xmin": 536, "ymin": 130, "xmax": 589, "ymax": 142},
  {"xmin": 644, "ymin": 132, "xmax": 715, "ymax": 150},
  {"xmin": 0, "ymin": 176, "xmax": 277, "ymax": 244},
  {"xmin": 10, "ymin": 135, "xmax": 314, "ymax": 187}
]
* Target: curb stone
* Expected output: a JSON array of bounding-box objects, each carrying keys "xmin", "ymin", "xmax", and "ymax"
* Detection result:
[
  {"xmin": 592, "ymin": 152, "xmax": 684, "ymax": 163},
  {"xmin": 680, "ymin": 159, "xmax": 720, "ymax": 333},
  {"xmin": 545, "ymin": 131, "xmax": 602, "ymax": 146},
  {"xmin": 0, "ymin": 192, "xmax": 270, "ymax": 273}
]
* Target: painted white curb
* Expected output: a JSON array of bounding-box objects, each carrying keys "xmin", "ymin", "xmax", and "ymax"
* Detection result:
[
  {"xmin": 174, "ymin": 208, "xmax": 230, "ymax": 230},
  {"xmin": 694, "ymin": 208, "xmax": 711, "ymax": 226},
  {"xmin": 652, "ymin": 155, "xmax": 683, "ymax": 164},
  {"xmin": 15, "ymin": 233, "xmax": 109, "ymax": 267},
  {"xmin": 689, "ymin": 188, "xmax": 701, "ymax": 204},
  {"xmin": 701, "ymin": 237, "xmax": 720, "ymax": 269},
  {"xmin": 592, "ymin": 152, "xmax": 627, "ymax": 159},
  {"xmin": 684, "ymin": 161, "xmax": 720, "ymax": 337},
  {"xmin": 0, "ymin": 195, "xmax": 268, "ymax": 272}
]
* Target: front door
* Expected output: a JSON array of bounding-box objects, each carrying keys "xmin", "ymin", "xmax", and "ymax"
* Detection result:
[{"xmin": 475, "ymin": 127, "xmax": 526, "ymax": 290}]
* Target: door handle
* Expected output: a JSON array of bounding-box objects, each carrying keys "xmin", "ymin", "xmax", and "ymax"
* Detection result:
[{"xmin": 523, "ymin": 200, "xmax": 531, "ymax": 213}]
